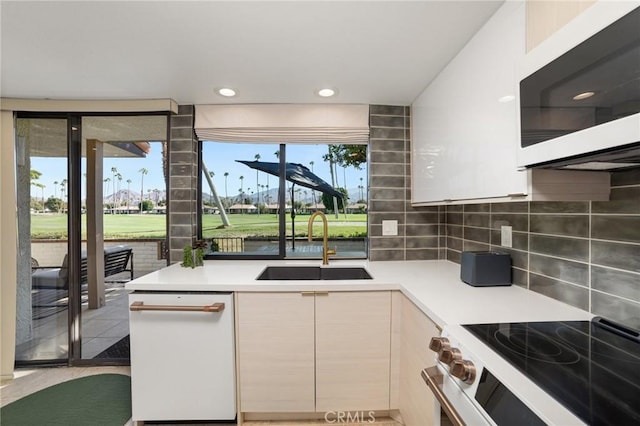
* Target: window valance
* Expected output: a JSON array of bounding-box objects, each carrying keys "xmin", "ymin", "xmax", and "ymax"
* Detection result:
[{"xmin": 194, "ymin": 104, "xmax": 369, "ymax": 144}]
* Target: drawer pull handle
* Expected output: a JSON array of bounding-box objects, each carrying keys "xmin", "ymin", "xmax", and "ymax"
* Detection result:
[
  {"xmin": 507, "ymin": 192, "xmax": 527, "ymax": 197},
  {"xmin": 129, "ymin": 301, "xmax": 225, "ymax": 312},
  {"xmin": 301, "ymin": 291, "xmax": 329, "ymax": 296}
]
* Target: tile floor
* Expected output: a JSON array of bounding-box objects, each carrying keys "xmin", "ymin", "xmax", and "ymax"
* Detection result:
[{"xmin": 15, "ymin": 286, "xmax": 131, "ymax": 361}]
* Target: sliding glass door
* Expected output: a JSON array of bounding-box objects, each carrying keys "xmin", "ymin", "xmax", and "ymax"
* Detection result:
[
  {"xmin": 15, "ymin": 117, "xmax": 70, "ymax": 363},
  {"xmin": 14, "ymin": 112, "xmax": 169, "ymax": 366},
  {"xmin": 79, "ymin": 115, "xmax": 168, "ymax": 361}
]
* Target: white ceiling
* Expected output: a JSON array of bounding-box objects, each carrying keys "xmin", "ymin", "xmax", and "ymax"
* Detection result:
[{"xmin": 1, "ymin": 1, "xmax": 503, "ymax": 106}]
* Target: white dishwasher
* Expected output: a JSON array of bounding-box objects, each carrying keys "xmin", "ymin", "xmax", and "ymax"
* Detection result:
[{"xmin": 128, "ymin": 292, "xmax": 236, "ymax": 422}]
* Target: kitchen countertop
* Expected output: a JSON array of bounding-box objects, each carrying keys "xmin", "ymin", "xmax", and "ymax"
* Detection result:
[{"xmin": 125, "ymin": 259, "xmax": 592, "ymax": 327}]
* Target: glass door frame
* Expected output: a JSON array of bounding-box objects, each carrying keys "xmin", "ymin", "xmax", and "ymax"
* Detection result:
[{"xmin": 15, "ymin": 110, "xmax": 171, "ymax": 367}]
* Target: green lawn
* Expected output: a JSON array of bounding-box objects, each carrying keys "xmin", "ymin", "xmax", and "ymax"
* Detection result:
[{"xmin": 31, "ymin": 212, "xmax": 367, "ymax": 239}]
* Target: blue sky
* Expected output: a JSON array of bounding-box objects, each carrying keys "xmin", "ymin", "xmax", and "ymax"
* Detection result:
[
  {"xmin": 30, "ymin": 142, "xmax": 367, "ymax": 201},
  {"xmin": 31, "ymin": 142, "xmax": 167, "ymax": 200}
]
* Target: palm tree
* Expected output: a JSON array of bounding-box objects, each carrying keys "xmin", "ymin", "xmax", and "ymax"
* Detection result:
[
  {"xmin": 254, "ymin": 154, "xmax": 261, "ymax": 214},
  {"xmin": 33, "ymin": 183, "xmax": 45, "ymax": 213},
  {"xmin": 208, "ymin": 171, "xmax": 215, "ymax": 205},
  {"xmin": 53, "ymin": 181, "xmax": 59, "ymax": 199},
  {"xmin": 103, "ymin": 178, "xmax": 110, "ymax": 203},
  {"xmin": 126, "ymin": 179, "xmax": 132, "ymax": 213},
  {"xmin": 325, "ymin": 146, "xmax": 340, "ymax": 217},
  {"xmin": 359, "ymin": 177, "xmax": 364, "ymax": 201},
  {"xmin": 139, "ymin": 167, "xmax": 148, "ymax": 213},
  {"xmin": 60, "ymin": 179, "xmax": 68, "ymax": 213},
  {"xmin": 309, "ymin": 161, "xmax": 317, "ymax": 206},
  {"xmin": 111, "ymin": 166, "xmax": 118, "ymax": 205},
  {"xmin": 239, "ymin": 175, "xmax": 244, "ymax": 197},
  {"xmin": 342, "ymin": 165, "xmax": 348, "ymax": 197},
  {"xmin": 116, "ymin": 173, "xmax": 123, "ymax": 209},
  {"xmin": 30, "ymin": 169, "xmax": 42, "ymax": 181},
  {"xmin": 29, "ymin": 169, "xmax": 43, "ymax": 212},
  {"xmin": 223, "ymin": 172, "xmax": 229, "ymax": 202}
]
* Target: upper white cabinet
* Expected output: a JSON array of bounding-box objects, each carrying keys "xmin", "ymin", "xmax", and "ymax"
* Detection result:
[
  {"xmin": 411, "ymin": 2, "xmax": 610, "ymax": 205},
  {"xmin": 411, "ymin": 2, "xmax": 528, "ymax": 204}
]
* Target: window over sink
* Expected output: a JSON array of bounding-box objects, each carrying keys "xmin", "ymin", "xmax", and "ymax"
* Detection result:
[{"xmin": 198, "ymin": 141, "xmax": 368, "ymax": 260}]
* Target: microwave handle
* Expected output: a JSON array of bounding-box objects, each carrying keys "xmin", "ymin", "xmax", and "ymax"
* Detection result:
[{"xmin": 421, "ymin": 367, "xmax": 466, "ymax": 426}]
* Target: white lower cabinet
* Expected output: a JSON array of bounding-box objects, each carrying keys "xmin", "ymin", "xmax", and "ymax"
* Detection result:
[
  {"xmin": 236, "ymin": 291, "xmax": 391, "ymax": 414},
  {"xmin": 398, "ymin": 294, "xmax": 440, "ymax": 426},
  {"xmin": 129, "ymin": 292, "xmax": 236, "ymax": 422},
  {"xmin": 236, "ymin": 292, "xmax": 315, "ymax": 412},
  {"xmin": 315, "ymin": 291, "xmax": 391, "ymax": 411}
]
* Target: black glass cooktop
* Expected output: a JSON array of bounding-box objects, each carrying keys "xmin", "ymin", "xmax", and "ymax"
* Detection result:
[{"xmin": 464, "ymin": 319, "xmax": 640, "ymax": 425}]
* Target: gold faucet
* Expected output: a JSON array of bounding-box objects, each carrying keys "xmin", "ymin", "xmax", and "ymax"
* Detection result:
[{"xmin": 308, "ymin": 211, "xmax": 337, "ymax": 265}]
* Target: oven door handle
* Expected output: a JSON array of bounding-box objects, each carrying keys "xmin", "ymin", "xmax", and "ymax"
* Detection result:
[{"xmin": 421, "ymin": 366, "xmax": 466, "ymax": 426}]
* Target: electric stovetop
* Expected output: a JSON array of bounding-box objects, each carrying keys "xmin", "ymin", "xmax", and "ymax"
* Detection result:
[{"xmin": 464, "ymin": 318, "xmax": 640, "ymax": 425}]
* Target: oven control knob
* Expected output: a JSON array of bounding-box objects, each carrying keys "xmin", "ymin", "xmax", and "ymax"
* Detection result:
[
  {"xmin": 440, "ymin": 348, "xmax": 462, "ymax": 365},
  {"xmin": 451, "ymin": 359, "xmax": 477, "ymax": 384},
  {"xmin": 429, "ymin": 337, "xmax": 450, "ymax": 353}
]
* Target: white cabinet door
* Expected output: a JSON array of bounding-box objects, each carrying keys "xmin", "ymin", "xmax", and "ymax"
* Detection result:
[
  {"xmin": 399, "ymin": 294, "xmax": 440, "ymax": 426},
  {"xmin": 236, "ymin": 292, "xmax": 315, "ymax": 412},
  {"xmin": 315, "ymin": 291, "xmax": 391, "ymax": 412},
  {"xmin": 412, "ymin": 2, "xmax": 528, "ymax": 204},
  {"xmin": 129, "ymin": 292, "xmax": 236, "ymax": 422}
]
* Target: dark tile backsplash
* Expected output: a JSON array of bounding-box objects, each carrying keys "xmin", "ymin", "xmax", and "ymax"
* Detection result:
[
  {"xmin": 164, "ymin": 104, "xmax": 639, "ymax": 328},
  {"xmin": 368, "ymin": 105, "xmax": 442, "ymax": 261},
  {"xmin": 168, "ymin": 105, "xmax": 197, "ymax": 263},
  {"xmin": 443, "ymin": 170, "xmax": 640, "ymax": 329}
]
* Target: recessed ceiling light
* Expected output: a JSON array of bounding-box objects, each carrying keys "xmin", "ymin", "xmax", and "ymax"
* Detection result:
[
  {"xmin": 498, "ymin": 95, "xmax": 515, "ymax": 103},
  {"xmin": 572, "ymin": 91, "xmax": 595, "ymax": 100},
  {"xmin": 216, "ymin": 87, "xmax": 237, "ymax": 97},
  {"xmin": 317, "ymin": 88, "xmax": 337, "ymax": 98}
]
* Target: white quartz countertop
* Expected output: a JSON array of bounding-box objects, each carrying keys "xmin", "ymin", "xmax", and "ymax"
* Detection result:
[{"xmin": 125, "ymin": 259, "xmax": 592, "ymax": 327}]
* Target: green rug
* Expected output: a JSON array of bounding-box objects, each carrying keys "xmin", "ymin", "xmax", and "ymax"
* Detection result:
[{"xmin": 1, "ymin": 374, "xmax": 131, "ymax": 426}]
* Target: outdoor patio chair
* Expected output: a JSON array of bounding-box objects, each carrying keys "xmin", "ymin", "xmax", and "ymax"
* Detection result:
[{"xmin": 31, "ymin": 245, "xmax": 133, "ymax": 290}]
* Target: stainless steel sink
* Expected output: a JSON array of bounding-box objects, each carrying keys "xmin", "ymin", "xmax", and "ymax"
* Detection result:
[{"xmin": 256, "ymin": 266, "xmax": 372, "ymax": 280}]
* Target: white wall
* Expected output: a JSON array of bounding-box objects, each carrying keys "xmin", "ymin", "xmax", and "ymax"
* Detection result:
[{"xmin": 1, "ymin": 110, "xmax": 18, "ymax": 379}]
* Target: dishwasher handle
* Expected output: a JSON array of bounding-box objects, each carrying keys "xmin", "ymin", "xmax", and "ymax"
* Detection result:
[
  {"xmin": 130, "ymin": 301, "xmax": 225, "ymax": 313},
  {"xmin": 421, "ymin": 366, "xmax": 466, "ymax": 426}
]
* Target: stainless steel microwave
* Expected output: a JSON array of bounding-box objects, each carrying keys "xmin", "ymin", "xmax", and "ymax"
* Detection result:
[{"xmin": 517, "ymin": 3, "xmax": 640, "ymax": 171}]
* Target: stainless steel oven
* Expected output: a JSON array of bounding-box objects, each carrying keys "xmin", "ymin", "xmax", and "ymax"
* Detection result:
[{"xmin": 423, "ymin": 318, "xmax": 640, "ymax": 425}]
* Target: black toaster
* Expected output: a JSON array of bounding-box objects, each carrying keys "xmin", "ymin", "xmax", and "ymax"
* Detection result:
[{"xmin": 460, "ymin": 251, "xmax": 512, "ymax": 287}]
